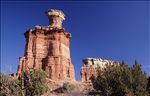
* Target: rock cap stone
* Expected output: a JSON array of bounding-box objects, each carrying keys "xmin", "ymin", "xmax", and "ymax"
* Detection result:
[{"xmin": 46, "ymin": 9, "xmax": 65, "ymax": 20}]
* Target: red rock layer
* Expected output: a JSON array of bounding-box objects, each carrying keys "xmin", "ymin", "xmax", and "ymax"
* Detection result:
[
  {"xmin": 81, "ymin": 64, "xmax": 97, "ymax": 82},
  {"xmin": 17, "ymin": 28, "xmax": 75, "ymax": 81},
  {"xmin": 81, "ymin": 58, "xmax": 119, "ymax": 82}
]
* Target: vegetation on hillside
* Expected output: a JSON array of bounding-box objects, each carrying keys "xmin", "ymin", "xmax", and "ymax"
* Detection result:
[
  {"xmin": 21, "ymin": 69, "xmax": 48, "ymax": 96},
  {"xmin": 0, "ymin": 69, "xmax": 48, "ymax": 96},
  {"xmin": 0, "ymin": 61, "xmax": 149, "ymax": 96},
  {"xmin": 0, "ymin": 74, "xmax": 21, "ymax": 96},
  {"xmin": 63, "ymin": 82, "xmax": 75, "ymax": 91},
  {"xmin": 91, "ymin": 60, "xmax": 149, "ymax": 96}
]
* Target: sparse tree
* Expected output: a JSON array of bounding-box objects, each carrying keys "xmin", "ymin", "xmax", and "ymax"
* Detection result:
[
  {"xmin": 131, "ymin": 61, "xmax": 148, "ymax": 96},
  {"xmin": 19, "ymin": 69, "xmax": 48, "ymax": 96}
]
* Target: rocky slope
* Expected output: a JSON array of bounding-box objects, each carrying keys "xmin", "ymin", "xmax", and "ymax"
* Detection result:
[{"xmin": 42, "ymin": 79, "xmax": 94, "ymax": 96}]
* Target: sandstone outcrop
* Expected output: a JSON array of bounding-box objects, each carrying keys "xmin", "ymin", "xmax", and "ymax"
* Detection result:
[
  {"xmin": 81, "ymin": 58, "xmax": 119, "ymax": 82},
  {"xmin": 17, "ymin": 9, "xmax": 75, "ymax": 81}
]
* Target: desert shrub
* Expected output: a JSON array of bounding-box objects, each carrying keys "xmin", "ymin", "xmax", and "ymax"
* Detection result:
[
  {"xmin": 0, "ymin": 69, "xmax": 48, "ymax": 96},
  {"xmin": 0, "ymin": 74, "xmax": 21, "ymax": 96},
  {"xmin": 63, "ymin": 82, "xmax": 75, "ymax": 91},
  {"xmin": 30, "ymin": 69, "xmax": 48, "ymax": 95},
  {"xmin": 19, "ymin": 69, "xmax": 48, "ymax": 96},
  {"xmin": 91, "ymin": 61, "xmax": 148, "ymax": 96}
]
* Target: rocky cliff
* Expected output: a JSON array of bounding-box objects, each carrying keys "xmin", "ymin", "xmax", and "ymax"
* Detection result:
[
  {"xmin": 17, "ymin": 9, "xmax": 75, "ymax": 81},
  {"xmin": 81, "ymin": 58, "xmax": 119, "ymax": 82}
]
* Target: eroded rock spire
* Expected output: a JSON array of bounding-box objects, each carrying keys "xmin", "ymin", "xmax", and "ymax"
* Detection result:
[
  {"xmin": 17, "ymin": 9, "xmax": 75, "ymax": 81},
  {"xmin": 46, "ymin": 9, "xmax": 65, "ymax": 29}
]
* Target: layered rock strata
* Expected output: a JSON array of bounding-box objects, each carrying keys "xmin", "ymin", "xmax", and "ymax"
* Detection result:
[
  {"xmin": 17, "ymin": 9, "xmax": 75, "ymax": 81},
  {"xmin": 81, "ymin": 58, "xmax": 119, "ymax": 82}
]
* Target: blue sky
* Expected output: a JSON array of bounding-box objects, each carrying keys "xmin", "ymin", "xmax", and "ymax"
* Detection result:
[{"xmin": 1, "ymin": 1, "xmax": 150, "ymax": 80}]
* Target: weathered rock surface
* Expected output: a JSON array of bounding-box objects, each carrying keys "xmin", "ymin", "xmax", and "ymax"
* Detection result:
[
  {"xmin": 42, "ymin": 79, "xmax": 93, "ymax": 96},
  {"xmin": 17, "ymin": 9, "xmax": 75, "ymax": 81},
  {"xmin": 81, "ymin": 58, "xmax": 119, "ymax": 82}
]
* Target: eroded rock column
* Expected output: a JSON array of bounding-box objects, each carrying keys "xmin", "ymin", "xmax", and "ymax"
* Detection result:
[{"xmin": 17, "ymin": 9, "xmax": 75, "ymax": 81}]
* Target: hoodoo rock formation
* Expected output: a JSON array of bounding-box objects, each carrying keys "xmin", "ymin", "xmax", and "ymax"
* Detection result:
[
  {"xmin": 17, "ymin": 9, "xmax": 75, "ymax": 81},
  {"xmin": 81, "ymin": 58, "xmax": 119, "ymax": 82}
]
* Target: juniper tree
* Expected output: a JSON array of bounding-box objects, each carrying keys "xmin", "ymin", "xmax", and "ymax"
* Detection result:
[{"xmin": 91, "ymin": 61, "xmax": 148, "ymax": 96}]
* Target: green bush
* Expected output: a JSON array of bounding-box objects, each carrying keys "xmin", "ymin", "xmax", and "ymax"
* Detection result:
[
  {"xmin": 0, "ymin": 74, "xmax": 21, "ymax": 96},
  {"xmin": 63, "ymin": 82, "xmax": 75, "ymax": 91},
  {"xmin": 20, "ymin": 69, "xmax": 48, "ymax": 96},
  {"xmin": 0, "ymin": 69, "xmax": 48, "ymax": 96},
  {"xmin": 91, "ymin": 61, "xmax": 148, "ymax": 96}
]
